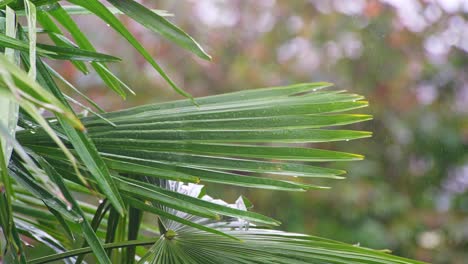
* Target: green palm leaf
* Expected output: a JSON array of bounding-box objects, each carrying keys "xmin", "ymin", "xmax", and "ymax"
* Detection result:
[
  {"xmin": 19, "ymin": 84, "xmax": 369, "ymax": 192},
  {"xmin": 0, "ymin": 1, "xmax": 424, "ymax": 263},
  {"xmin": 28, "ymin": 181, "xmax": 424, "ymax": 264}
]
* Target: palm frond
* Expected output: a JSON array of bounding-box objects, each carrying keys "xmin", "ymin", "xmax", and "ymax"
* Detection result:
[
  {"xmin": 0, "ymin": 1, "xmax": 424, "ymax": 263},
  {"xmin": 27, "ymin": 181, "xmax": 424, "ymax": 264},
  {"xmin": 11, "ymin": 83, "xmax": 420, "ymax": 264}
]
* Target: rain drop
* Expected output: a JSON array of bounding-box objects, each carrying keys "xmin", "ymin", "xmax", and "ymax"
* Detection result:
[
  {"xmin": 67, "ymin": 205, "xmax": 72, "ymax": 211},
  {"xmin": 345, "ymin": 139, "xmax": 350, "ymax": 141},
  {"xmin": 98, "ymin": 199, "xmax": 104, "ymax": 204}
]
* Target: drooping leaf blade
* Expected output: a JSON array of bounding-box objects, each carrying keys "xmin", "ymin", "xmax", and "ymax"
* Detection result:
[
  {"xmin": 47, "ymin": 3, "xmax": 132, "ymax": 98},
  {"xmin": 66, "ymin": 0, "xmax": 192, "ymax": 98},
  {"xmin": 0, "ymin": 33, "xmax": 121, "ymax": 61},
  {"xmin": 20, "ymin": 46, "xmax": 126, "ymax": 216},
  {"xmin": 36, "ymin": 10, "xmax": 88, "ymax": 73},
  {"xmin": 107, "ymin": 0, "xmax": 211, "ymax": 60}
]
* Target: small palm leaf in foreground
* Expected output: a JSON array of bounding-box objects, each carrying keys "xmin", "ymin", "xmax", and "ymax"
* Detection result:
[
  {"xmin": 12, "ymin": 83, "xmax": 420, "ymax": 263},
  {"xmin": 29, "ymin": 181, "xmax": 425, "ymax": 264},
  {"xmin": 138, "ymin": 181, "xmax": 425, "ymax": 264}
]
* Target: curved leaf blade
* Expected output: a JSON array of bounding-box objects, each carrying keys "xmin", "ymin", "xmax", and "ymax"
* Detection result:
[
  {"xmin": 107, "ymin": 0, "xmax": 211, "ymax": 60},
  {"xmin": 67, "ymin": 0, "xmax": 192, "ymax": 98},
  {"xmin": 0, "ymin": 33, "xmax": 121, "ymax": 61}
]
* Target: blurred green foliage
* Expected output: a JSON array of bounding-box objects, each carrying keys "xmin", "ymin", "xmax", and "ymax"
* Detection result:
[{"xmin": 55, "ymin": 1, "xmax": 468, "ymax": 263}]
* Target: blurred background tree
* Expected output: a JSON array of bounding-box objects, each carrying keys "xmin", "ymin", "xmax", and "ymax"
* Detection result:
[{"xmin": 50, "ymin": 1, "xmax": 468, "ymax": 263}]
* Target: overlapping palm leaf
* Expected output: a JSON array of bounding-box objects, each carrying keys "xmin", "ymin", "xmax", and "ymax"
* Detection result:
[
  {"xmin": 13, "ymin": 83, "xmax": 423, "ymax": 264},
  {"xmin": 0, "ymin": 1, "xmax": 424, "ymax": 263}
]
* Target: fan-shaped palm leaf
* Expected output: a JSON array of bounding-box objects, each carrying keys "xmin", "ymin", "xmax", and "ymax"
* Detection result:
[
  {"xmin": 12, "ymin": 83, "xmax": 418, "ymax": 263},
  {"xmin": 0, "ymin": 1, "xmax": 424, "ymax": 263}
]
